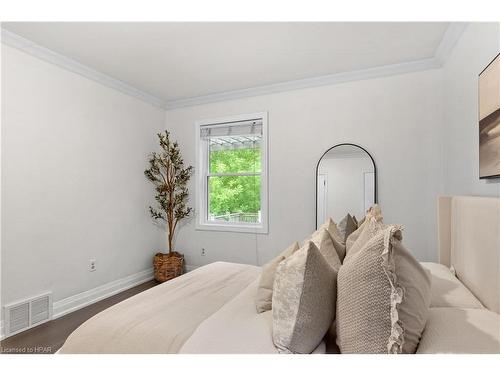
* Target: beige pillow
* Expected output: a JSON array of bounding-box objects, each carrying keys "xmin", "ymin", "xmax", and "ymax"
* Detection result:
[
  {"xmin": 420, "ymin": 262, "xmax": 484, "ymax": 309},
  {"xmin": 318, "ymin": 218, "xmax": 346, "ymax": 262},
  {"xmin": 280, "ymin": 241, "xmax": 299, "ymax": 259},
  {"xmin": 345, "ymin": 205, "xmax": 384, "ymax": 258},
  {"xmin": 352, "ymin": 215, "xmax": 359, "ymax": 227},
  {"xmin": 310, "ymin": 228, "xmax": 342, "ymax": 271},
  {"xmin": 336, "ymin": 226, "xmax": 431, "ymax": 354},
  {"xmin": 345, "ymin": 220, "xmax": 366, "ymax": 255},
  {"xmin": 323, "ymin": 218, "xmax": 344, "ymax": 242},
  {"xmin": 255, "ymin": 242, "xmax": 299, "ymax": 313},
  {"xmin": 272, "ymin": 241, "xmax": 337, "ymax": 353},
  {"xmin": 338, "ymin": 214, "xmax": 358, "ymax": 241},
  {"xmin": 358, "ymin": 216, "xmax": 366, "ymax": 227}
]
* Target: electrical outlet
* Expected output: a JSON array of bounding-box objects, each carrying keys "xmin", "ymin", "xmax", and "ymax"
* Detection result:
[
  {"xmin": 201, "ymin": 248, "xmax": 206, "ymax": 256},
  {"xmin": 89, "ymin": 259, "xmax": 96, "ymax": 272}
]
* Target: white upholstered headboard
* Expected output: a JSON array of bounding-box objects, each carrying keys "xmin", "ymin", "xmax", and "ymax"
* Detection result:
[{"xmin": 437, "ymin": 196, "xmax": 500, "ymax": 314}]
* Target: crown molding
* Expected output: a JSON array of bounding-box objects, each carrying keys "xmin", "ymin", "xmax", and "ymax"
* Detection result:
[
  {"xmin": 164, "ymin": 57, "xmax": 440, "ymax": 109},
  {"xmin": 164, "ymin": 23, "xmax": 469, "ymax": 110},
  {"xmin": 434, "ymin": 22, "xmax": 469, "ymax": 66},
  {"xmin": 1, "ymin": 28, "xmax": 167, "ymax": 110},
  {"xmin": 2, "ymin": 24, "xmax": 468, "ymax": 111}
]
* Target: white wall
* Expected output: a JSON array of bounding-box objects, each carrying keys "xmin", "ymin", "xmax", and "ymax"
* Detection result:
[
  {"xmin": 441, "ymin": 23, "xmax": 500, "ymax": 197},
  {"xmin": 1, "ymin": 45, "xmax": 166, "ymax": 308},
  {"xmin": 165, "ymin": 68, "xmax": 443, "ymax": 266}
]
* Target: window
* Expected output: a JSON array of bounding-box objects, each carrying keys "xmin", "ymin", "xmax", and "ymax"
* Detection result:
[{"xmin": 195, "ymin": 112, "xmax": 268, "ymax": 233}]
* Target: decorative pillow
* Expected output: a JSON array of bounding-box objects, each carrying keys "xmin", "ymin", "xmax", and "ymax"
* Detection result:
[
  {"xmin": 358, "ymin": 216, "xmax": 366, "ymax": 227},
  {"xmin": 345, "ymin": 221, "xmax": 366, "ymax": 255},
  {"xmin": 345, "ymin": 205, "xmax": 383, "ymax": 258},
  {"xmin": 272, "ymin": 241, "xmax": 337, "ymax": 353},
  {"xmin": 324, "ymin": 218, "xmax": 344, "ymax": 243},
  {"xmin": 420, "ymin": 262, "xmax": 484, "ymax": 309},
  {"xmin": 310, "ymin": 228, "xmax": 342, "ymax": 271},
  {"xmin": 368, "ymin": 204, "xmax": 383, "ymax": 221},
  {"xmin": 336, "ymin": 226, "xmax": 431, "ymax": 354},
  {"xmin": 352, "ymin": 215, "xmax": 359, "ymax": 227},
  {"xmin": 280, "ymin": 241, "xmax": 299, "ymax": 259},
  {"xmin": 318, "ymin": 218, "xmax": 346, "ymax": 262},
  {"xmin": 337, "ymin": 214, "xmax": 358, "ymax": 241},
  {"xmin": 255, "ymin": 242, "xmax": 299, "ymax": 313}
]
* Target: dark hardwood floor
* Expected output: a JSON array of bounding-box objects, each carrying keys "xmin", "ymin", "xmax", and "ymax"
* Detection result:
[{"xmin": 0, "ymin": 280, "xmax": 157, "ymax": 354}]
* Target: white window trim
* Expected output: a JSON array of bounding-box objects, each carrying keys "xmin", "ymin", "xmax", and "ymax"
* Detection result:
[{"xmin": 195, "ymin": 112, "xmax": 269, "ymax": 234}]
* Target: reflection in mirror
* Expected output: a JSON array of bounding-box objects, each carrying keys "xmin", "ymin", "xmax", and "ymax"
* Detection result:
[{"xmin": 316, "ymin": 144, "xmax": 376, "ymax": 228}]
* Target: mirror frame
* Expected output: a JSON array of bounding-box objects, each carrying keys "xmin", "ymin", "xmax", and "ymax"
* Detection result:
[{"xmin": 315, "ymin": 143, "xmax": 378, "ymax": 229}]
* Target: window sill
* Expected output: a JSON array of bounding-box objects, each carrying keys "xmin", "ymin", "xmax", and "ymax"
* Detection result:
[{"xmin": 195, "ymin": 222, "xmax": 268, "ymax": 234}]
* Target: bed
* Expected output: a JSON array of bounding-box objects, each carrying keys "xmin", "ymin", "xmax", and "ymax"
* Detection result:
[
  {"xmin": 416, "ymin": 196, "xmax": 500, "ymax": 353},
  {"xmin": 58, "ymin": 261, "xmax": 325, "ymax": 354},
  {"xmin": 59, "ymin": 196, "xmax": 499, "ymax": 354}
]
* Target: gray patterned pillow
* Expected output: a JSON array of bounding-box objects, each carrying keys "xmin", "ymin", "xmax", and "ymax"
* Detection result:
[
  {"xmin": 336, "ymin": 225, "xmax": 431, "ymax": 354},
  {"xmin": 272, "ymin": 241, "xmax": 337, "ymax": 353}
]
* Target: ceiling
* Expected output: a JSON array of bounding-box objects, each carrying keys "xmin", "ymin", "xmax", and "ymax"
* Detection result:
[{"xmin": 2, "ymin": 22, "xmax": 450, "ymax": 106}]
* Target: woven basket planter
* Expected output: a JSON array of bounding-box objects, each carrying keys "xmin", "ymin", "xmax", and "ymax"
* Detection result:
[{"xmin": 154, "ymin": 252, "xmax": 184, "ymax": 283}]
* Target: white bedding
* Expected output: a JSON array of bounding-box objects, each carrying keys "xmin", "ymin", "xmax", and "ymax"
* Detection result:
[
  {"xmin": 179, "ymin": 279, "xmax": 278, "ymax": 354},
  {"xmin": 420, "ymin": 262, "xmax": 484, "ymax": 309},
  {"xmin": 417, "ymin": 307, "xmax": 500, "ymax": 353},
  {"xmin": 180, "ymin": 278, "xmax": 326, "ymax": 354},
  {"xmin": 60, "ymin": 259, "xmax": 498, "ymax": 354},
  {"xmin": 59, "ymin": 262, "xmax": 260, "ymax": 354},
  {"xmin": 59, "ymin": 261, "xmax": 325, "ymax": 354},
  {"xmin": 417, "ymin": 262, "xmax": 500, "ymax": 354}
]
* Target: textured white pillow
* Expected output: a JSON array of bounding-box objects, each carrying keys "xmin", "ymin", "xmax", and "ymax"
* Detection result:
[
  {"xmin": 272, "ymin": 241, "xmax": 337, "ymax": 354},
  {"xmin": 255, "ymin": 242, "xmax": 299, "ymax": 313},
  {"xmin": 337, "ymin": 225, "xmax": 431, "ymax": 354}
]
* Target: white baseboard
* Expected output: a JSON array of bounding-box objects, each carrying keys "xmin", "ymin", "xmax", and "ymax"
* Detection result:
[
  {"xmin": 0, "ymin": 265, "xmax": 200, "ymax": 340},
  {"xmin": 52, "ymin": 268, "xmax": 154, "ymax": 319},
  {"xmin": 52, "ymin": 264, "xmax": 200, "ymax": 319}
]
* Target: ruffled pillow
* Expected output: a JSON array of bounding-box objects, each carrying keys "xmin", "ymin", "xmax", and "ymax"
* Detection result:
[{"xmin": 336, "ymin": 225, "xmax": 431, "ymax": 353}]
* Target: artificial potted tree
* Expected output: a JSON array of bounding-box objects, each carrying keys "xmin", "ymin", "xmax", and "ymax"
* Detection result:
[{"xmin": 145, "ymin": 131, "xmax": 193, "ymax": 282}]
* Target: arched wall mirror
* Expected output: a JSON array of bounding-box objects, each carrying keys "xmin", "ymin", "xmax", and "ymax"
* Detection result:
[{"xmin": 315, "ymin": 143, "xmax": 377, "ymax": 228}]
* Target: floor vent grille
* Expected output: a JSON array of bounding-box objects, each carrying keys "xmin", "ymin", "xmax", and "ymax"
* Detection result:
[{"xmin": 4, "ymin": 293, "xmax": 52, "ymax": 337}]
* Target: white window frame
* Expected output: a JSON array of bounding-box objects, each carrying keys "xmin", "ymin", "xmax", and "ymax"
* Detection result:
[{"xmin": 195, "ymin": 112, "xmax": 268, "ymax": 234}]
